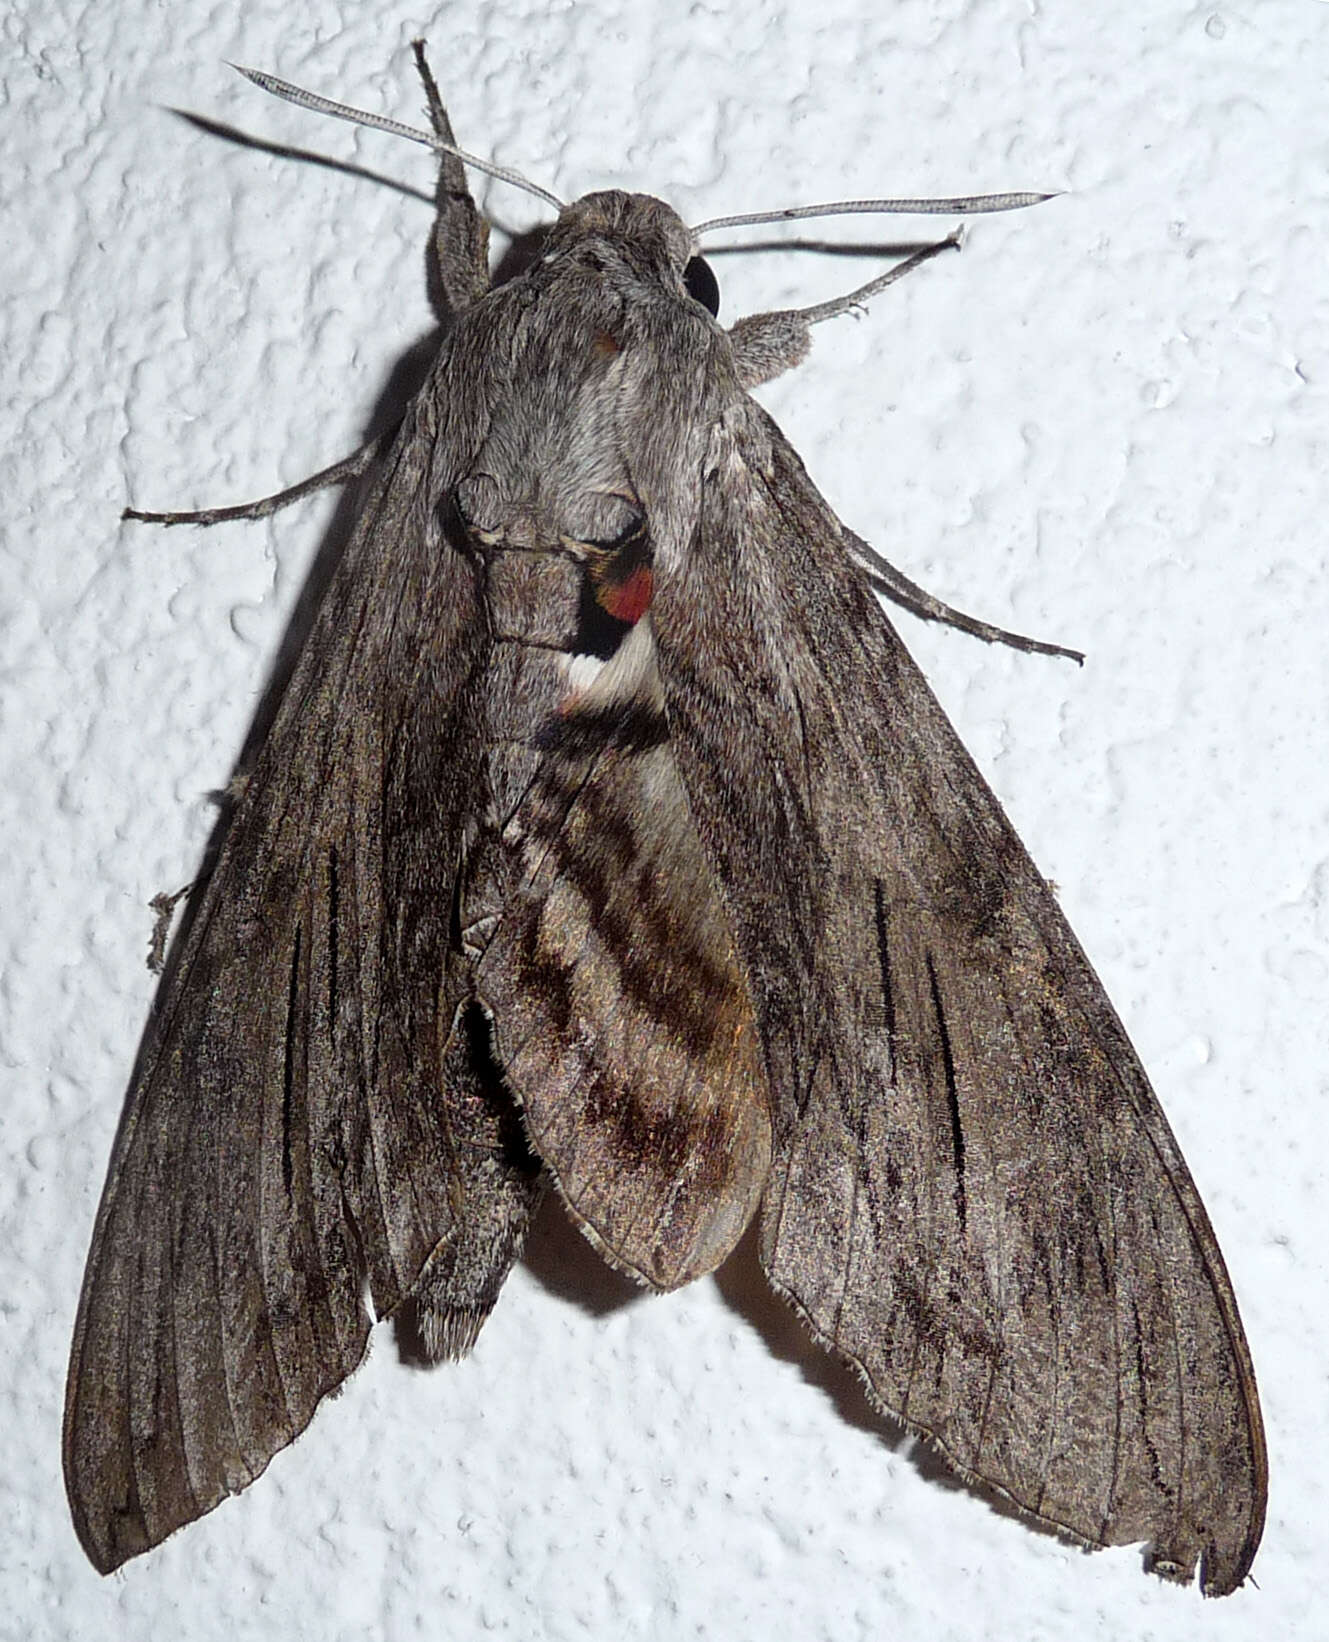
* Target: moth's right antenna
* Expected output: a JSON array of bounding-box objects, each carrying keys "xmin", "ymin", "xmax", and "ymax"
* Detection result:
[
  {"xmin": 233, "ymin": 64, "xmax": 567, "ymax": 213},
  {"xmin": 694, "ymin": 193, "xmax": 1055, "ymax": 326}
]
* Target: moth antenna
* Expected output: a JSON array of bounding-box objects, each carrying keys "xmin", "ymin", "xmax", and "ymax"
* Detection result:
[
  {"xmin": 232, "ymin": 64, "xmax": 566, "ymax": 213},
  {"xmin": 691, "ymin": 191, "xmax": 1054, "ymax": 235}
]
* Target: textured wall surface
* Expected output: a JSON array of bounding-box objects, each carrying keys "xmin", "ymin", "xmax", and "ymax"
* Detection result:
[{"xmin": 4, "ymin": 1, "xmax": 1323, "ymax": 1636}]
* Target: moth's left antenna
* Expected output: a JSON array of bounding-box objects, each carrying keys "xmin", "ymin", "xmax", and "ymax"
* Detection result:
[
  {"xmin": 232, "ymin": 64, "xmax": 567, "ymax": 213},
  {"xmin": 691, "ymin": 193, "xmax": 1054, "ymax": 235}
]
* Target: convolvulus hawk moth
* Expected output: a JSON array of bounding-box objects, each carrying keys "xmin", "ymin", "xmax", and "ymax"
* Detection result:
[{"xmin": 64, "ymin": 48, "xmax": 1266, "ymax": 1592}]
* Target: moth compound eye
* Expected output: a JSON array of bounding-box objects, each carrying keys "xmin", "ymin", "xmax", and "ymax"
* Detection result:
[
  {"xmin": 684, "ymin": 256, "xmax": 720, "ymax": 317},
  {"xmin": 454, "ymin": 473, "xmax": 503, "ymax": 536}
]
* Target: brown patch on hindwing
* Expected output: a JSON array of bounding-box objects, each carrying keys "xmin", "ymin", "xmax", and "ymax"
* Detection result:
[{"xmin": 478, "ymin": 675, "xmax": 771, "ymax": 1291}]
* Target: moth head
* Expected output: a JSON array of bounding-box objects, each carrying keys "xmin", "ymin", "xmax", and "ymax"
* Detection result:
[{"xmin": 548, "ymin": 191, "xmax": 720, "ymax": 318}]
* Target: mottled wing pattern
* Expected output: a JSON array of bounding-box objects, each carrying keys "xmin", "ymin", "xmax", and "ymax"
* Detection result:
[
  {"xmin": 63, "ymin": 310, "xmax": 540, "ymax": 1572},
  {"xmin": 648, "ymin": 401, "xmax": 1266, "ymax": 1595},
  {"xmin": 476, "ymin": 627, "xmax": 771, "ymax": 1291}
]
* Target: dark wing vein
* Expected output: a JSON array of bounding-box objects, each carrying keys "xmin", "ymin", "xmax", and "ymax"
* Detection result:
[
  {"xmin": 63, "ymin": 307, "xmax": 529, "ymax": 1570},
  {"xmin": 648, "ymin": 396, "xmax": 1265, "ymax": 1595}
]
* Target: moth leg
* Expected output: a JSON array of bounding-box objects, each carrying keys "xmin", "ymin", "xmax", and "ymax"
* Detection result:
[
  {"xmin": 412, "ymin": 39, "xmax": 492, "ymax": 314},
  {"xmin": 146, "ymin": 883, "xmax": 193, "ymax": 973},
  {"xmin": 846, "ymin": 528, "xmax": 1084, "ymax": 663},
  {"xmin": 122, "ymin": 432, "xmax": 390, "ymax": 527},
  {"xmin": 725, "ymin": 310, "xmax": 814, "ymax": 389},
  {"xmin": 727, "ymin": 236, "xmax": 959, "ymax": 389}
]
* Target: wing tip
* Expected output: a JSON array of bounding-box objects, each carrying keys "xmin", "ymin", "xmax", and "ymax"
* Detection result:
[{"xmin": 759, "ymin": 1250, "xmax": 1266, "ymax": 1597}]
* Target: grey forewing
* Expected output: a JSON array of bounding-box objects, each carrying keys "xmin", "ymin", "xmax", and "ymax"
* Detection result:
[{"xmin": 644, "ymin": 396, "xmax": 1265, "ymax": 1596}]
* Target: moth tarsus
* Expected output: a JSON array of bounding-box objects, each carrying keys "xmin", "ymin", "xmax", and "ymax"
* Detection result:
[
  {"xmin": 122, "ymin": 431, "xmax": 392, "ymax": 527},
  {"xmin": 845, "ymin": 527, "xmax": 1084, "ymax": 663},
  {"xmin": 67, "ymin": 47, "xmax": 1266, "ymax": 1595},
  {"xmin": 146, "ymin": 885, "xmax": 192, "ymax": 974}
]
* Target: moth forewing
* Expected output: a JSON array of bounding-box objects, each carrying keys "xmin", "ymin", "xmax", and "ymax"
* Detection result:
[
  {"xmin": 643, "ymin": 393, "xmax": 1265, "ymax": 1597},
  {"xmin": 66, "ymin": 54, "xmax": 1265, "ymax": 1594}
]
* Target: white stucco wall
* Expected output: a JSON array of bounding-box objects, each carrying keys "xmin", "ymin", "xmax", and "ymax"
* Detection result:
[{"xmin": 4, "ymin": 1, "xmax": 1322, "ymax": 1636}]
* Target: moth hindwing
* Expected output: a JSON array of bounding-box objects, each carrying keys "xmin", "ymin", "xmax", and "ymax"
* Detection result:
[{"xmin": 65, "ymin": 50, "xmax": 1266, "ymax": 1594}]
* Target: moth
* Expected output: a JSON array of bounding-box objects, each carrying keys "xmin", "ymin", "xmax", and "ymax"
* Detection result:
[{"xmin": 65, "ymin": 48, "xmax": 1266, "ymax": 1593}]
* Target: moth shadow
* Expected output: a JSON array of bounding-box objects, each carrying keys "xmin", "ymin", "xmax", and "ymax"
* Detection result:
[
  {"xmin": 711, "ymin": 1221, "xmax": 1080, "ymax": 1552},
  {"xmin": 488, "ymin": 222, "xmax": 553, "ymax": 286},
  {"xmin": 172, "ymin": 111, "xmax": 436, "ymax": 208},
  {"xmin": 704, "ymin": 236, "xmax": 947, "ymax": 260},
  {"xmin": 711, "ymin": 1221, "xmax": 902, "ymax": 1445},
  {"xmin": 517, "ymin": 1191, "xmax": 648, "ymax": 1316}
]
